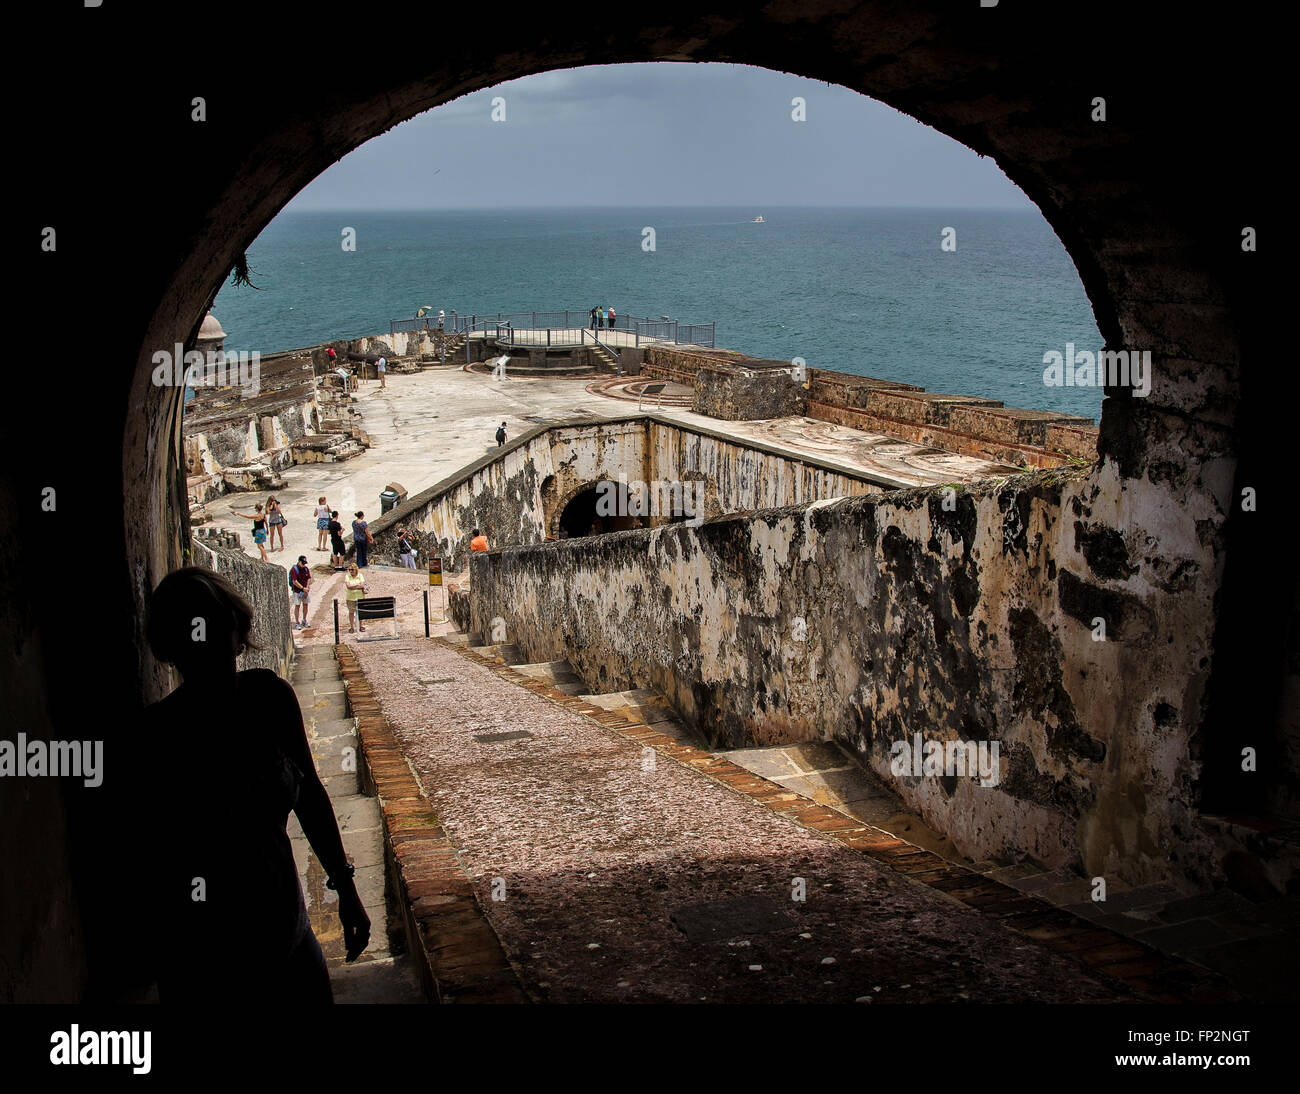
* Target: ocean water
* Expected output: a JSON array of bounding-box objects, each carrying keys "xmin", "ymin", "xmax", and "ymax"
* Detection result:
[{"xmin": 213, "ymin": 207, "xmax": 1104, "ymax": 420}]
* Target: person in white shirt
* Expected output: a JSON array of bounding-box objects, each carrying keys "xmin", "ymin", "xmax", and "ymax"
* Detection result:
[
  {"xmin": 377, "ymin": 355, "xmax": 387, "ymax": 389},
  {"xmin": 314, "ymin": 497, "xmax": 331, "ymax": 552}
]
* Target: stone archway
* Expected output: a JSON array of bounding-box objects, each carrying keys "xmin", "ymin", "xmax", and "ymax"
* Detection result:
[{"xmin": 14, "ymin": 3, "xmax": 1279, "ymax": 1001}]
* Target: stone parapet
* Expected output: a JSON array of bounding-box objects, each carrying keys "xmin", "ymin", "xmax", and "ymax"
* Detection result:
[{"xmin": 190, "ymin": 530, "xmax": 293, "ymax": 679}]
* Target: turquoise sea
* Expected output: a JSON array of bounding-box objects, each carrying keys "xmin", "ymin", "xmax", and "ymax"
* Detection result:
[{"xmin": 213, "ymin": 207, "xmax": 1104, "ymax": 420}]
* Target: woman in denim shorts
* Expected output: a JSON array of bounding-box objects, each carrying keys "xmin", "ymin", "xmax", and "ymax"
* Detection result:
[
  {"xmin": 315, "ymin": 497, "xmax": 331, "ymax": 552},
  {"xmin": 232, "ymin": 503, "xmax": 270, "ymax": 562}
]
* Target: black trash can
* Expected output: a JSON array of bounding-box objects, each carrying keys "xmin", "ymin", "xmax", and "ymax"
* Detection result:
[{"xmin": 379, "ymin": 488, "xmax": 400, "ymax": 515}]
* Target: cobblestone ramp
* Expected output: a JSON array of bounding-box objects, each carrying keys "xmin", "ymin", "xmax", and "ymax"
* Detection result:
[{"xmin": 346, "ymin": 637, "xmax": 1207, "ymax": 1004}]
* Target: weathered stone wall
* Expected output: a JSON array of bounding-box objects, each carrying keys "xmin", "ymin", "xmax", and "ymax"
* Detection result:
[
  {"xmin": 470, "ymin": 461, "xmax": 1240, "ymax": 892},
  {"xmin": 183, "ymin": 350, "xmax": 319, "ymax": 480},
  {"xmin": 365, "ymin": 415, "xmax": 888, "ymax": 568},
  {"xmin": 809, "ymin": 397, "xmax": 1097, "ymax": 469},
  {"xmin": 647, "ymin": 420, "xmax": 881, "ymax": 516},
  {"xmin": 191, "ymin": 533, "xmax": 293, "ymax": 680},
  {"xmin": 647, "ymin": 346, "xmax": 1098, "ymax": 468},
  {"xmin": 643, "ymin": 345, "xmax": 745, "ymax": 386},
  {"xmin": 692, "ymin": 360, "xmax": 807, "ymax": 420}
]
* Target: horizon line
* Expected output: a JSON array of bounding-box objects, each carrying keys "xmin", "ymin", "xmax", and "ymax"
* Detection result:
[{"xmin": 278, "ymin": 202, "xmax": 1036, "ymax": 213}]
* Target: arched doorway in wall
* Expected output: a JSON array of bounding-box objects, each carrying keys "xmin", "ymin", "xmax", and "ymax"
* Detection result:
[
  {"xmin": 113, "ymin": 19, "xmax": 1266, "ymax": 859},
  {"xmin": 555, "ymin": 481, "xmax": 646, "ymax": 539},
  {"xmin": 21, "ymin": 2, "xmax": 1277, "ymax": 1002}
]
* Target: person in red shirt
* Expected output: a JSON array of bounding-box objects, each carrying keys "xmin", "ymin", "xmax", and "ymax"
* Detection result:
[{"xmin": 469, "ymin": 528, "xmax": 488, "ymax": 552}]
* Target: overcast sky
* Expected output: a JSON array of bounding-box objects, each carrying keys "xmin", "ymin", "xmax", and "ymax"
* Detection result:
[{"xmin": 288, "ymin": 63, "xmax": 1028, "ymax": 210}]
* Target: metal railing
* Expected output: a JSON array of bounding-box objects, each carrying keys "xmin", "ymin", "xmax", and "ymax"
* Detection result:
[
  {"xmin": 495, "ymin": 326, "xmax": 588, "ymax": 348},
  {"xmin": 391, "ymin": 309, "xmax": 715, "ymax": 347}
]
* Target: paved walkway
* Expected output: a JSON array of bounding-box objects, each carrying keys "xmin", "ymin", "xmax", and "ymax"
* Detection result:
[
  {"xmin": 348, "ymin": 639, "xmax": 1133, "ymax": 1003},
  {"xmin": 721, "ymin": 742, "xmax": 1298, "ymax": 1001}
]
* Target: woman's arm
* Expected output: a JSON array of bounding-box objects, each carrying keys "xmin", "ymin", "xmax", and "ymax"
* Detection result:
[{"xmin": 265, "ymin": 674, "xmax": 371, "ymax": 960}]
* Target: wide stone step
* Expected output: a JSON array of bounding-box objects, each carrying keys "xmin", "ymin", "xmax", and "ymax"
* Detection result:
[
  {"xmin": 310, "ymin": 716, "xmax": 357, "ymax": 741},
  {"xmin": 514, "ymin": 660, "xmax": 583, "ymax": 687},
  {"xmin": 329, "ymin": 954, "xmax": 426, "ymax": 1004},
  {"xmin": 466, "ymin": 642, "xmax": 525, "ymax": 665},
  {"xmin": 579, "ymin": 687, "xmax": 674, "ymax": 723}
]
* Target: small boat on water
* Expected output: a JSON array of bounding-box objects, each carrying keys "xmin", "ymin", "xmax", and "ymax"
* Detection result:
[{"xmin": 753, "ymin": 215, "xmax": 765, "ymax": 222}]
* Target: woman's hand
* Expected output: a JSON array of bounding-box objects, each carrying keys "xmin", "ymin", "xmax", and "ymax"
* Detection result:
[{"xmin": 336, "ymin": 883, "xmax": 371, "ymax": 961}]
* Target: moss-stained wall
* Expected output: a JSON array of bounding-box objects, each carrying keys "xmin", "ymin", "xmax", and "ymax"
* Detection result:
[{"xmin": 470, "ymin": 459, "xmax": 1244, "ymax": 891}]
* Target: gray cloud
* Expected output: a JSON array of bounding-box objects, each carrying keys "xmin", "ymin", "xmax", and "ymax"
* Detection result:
[{"xmin": 289, "ymin": 63, "xmax": 1027, "ymax": 210}]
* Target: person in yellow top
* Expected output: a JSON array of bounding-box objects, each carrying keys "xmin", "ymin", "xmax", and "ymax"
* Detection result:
[
  {"xmin": 344, "ymin": 562, "xmax": 367, "ymax": 633},
  {"xmin": 469, "ymin": 528, "xmax": 488, "ymax": 552}
]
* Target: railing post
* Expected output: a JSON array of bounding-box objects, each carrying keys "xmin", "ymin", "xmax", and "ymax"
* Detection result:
[
  {"xmin": 333, "ymin": 599, "xmax": 339, "ymax": 645},
  {"xmin": 547, "ymin": 328, "xmax": 551, "ymax": 346},
  {"xmin": 423, "ymin": 590, "xmax": 429, "ymax": 637}
]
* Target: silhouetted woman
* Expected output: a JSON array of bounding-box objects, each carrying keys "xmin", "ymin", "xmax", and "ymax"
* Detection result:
[{"xmin": 133, "ymin": 567, "xmax": 370, "ymax": 1003}]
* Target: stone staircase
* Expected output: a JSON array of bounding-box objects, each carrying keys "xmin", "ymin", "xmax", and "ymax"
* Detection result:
[
  {"xmin": 287, "ymin": 643, "xmax": 426, "ymax": 1003},
  {"xmin": 588, "ymin": 341, "xmax": 619, "ymax": 372},
  {"xmin": 292, "ymin": 431, "xmax": 367, "ymax": 464},
  {"xmin": 417, "ymin": 330, "xmax": 467, "ymax": 365}
]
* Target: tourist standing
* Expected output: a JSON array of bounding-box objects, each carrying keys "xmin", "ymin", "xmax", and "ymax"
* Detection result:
[
  {"xmin": 137, "ymin": 568, "xmax": 370, "ymax": 1003},
  {"xmin": 470, "ymin": 528, "xmax": 488, "ymax": 552},
  {"xmin": 600, "ymin": 307, "xmax": 608, "ymax": 328},
  {"xmin": 376, "ymin": 355, "xmax": 387, "ymax": 389},
  {"xmin": 607, "ymin": 306, "xmax": 615, "ymax": 330},
  {"xmin": 315, "ymin": 497, "xmax": 331, "ymax": 552},
  {"xmin": 289, "ymin": 555, "xmax": 312, "ymax": 630},
  {"xmin": 232, "ymin": 503, "xmax": 270, "ymax": 562},
  {"xmin": 266, "ymin": 495, "xmax": 286, "ymax": 552},
  {"xmin": 589, "ymin": 307, "xmax": 597, "ymax": 330},
  {"xmin": 344, "ymin": 562, "xmax": 367, "ymax": 633},
  {"xmin": 397, "ymin": 526, "xmax": 416, "ymax": 569},
  {"xmin": 352, "ymin": 512, "xmax": 371, "ymax": 568},
  {"xmin": 325, "ymin": 346, "xmax": 337, "ymax": 370},
  {"xmin": 437, "ymin": 309, "xmax": 445, "ymax": 330},
  {"xmin": 328, "ymin": 511, "xmax": 346, "ymax": 571},
  {"xmin": 496, "ymin": 421, "xmax": 507, "ymax": 447}
]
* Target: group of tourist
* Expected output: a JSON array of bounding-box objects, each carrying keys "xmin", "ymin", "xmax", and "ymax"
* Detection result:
[
  {"xmin": 231, "ymin": 484, "xmax": 472, "ymax": 638},
  {"xmin": 589, "ymin": 306, "xmax": 617, "ymax": 329}
]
